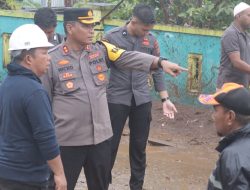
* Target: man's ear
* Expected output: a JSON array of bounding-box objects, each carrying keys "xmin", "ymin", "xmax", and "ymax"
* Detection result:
[
  {"xmin": 24, "ymin": 54, "xmax": 32, "ymax": 66},
  {"xmin": 228, "ymin": 110, "xmax": 236, "ymax": 124},
  {"xmin": 66, "ymin": 23, "xmax": 74, "ymax": 35},
  {"xmin": 130, "ymin": 17, "xmax": 138, "ymax": 25}
]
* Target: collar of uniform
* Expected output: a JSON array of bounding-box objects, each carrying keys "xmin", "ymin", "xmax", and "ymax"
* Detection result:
[
  {"xmin": 232, "ymin": 23, "xmax": 247, "ymax": 35},
  {"xmin": 60, "ymin": 43, "xmax": 92, "ymax": 55},
  {"xmin": 84, "ymin": 44, "xmax": 92, "ymax": 52}
]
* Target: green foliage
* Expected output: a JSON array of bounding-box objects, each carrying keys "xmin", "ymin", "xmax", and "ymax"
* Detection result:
[
  {"xmin": 22, "ymin": 0, "xmax": 41, "ymax": 8},
  {"xmin": 2, "ymin": 0, "xmax": 250, "ymax": 30},
  {"xmin": 0, "ymin": 0, "xmax": 40, "ymax": 9},
  {"xmin": 85, "ymin": 0, "xmax": 250, "ymax": 30},
  {"xmin": 174, "ymin": 0, "xmax": 242, "ymax": 29},
  {"xmin": 0, "ymin": 0, "xmax": 19, "ymax": 9}
]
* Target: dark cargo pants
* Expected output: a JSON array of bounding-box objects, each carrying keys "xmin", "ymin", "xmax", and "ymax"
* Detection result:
[
  {"xmin": 108, "ymin": 97, "xmax": 152, "ymax": 190},
  {"xmin": 60, "ymin": 139, "xmax": 111, "ymax": 190}
]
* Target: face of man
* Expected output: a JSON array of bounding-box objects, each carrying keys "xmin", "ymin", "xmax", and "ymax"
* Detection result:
[
  {"xmin": 42, "ymin": 27, "xmax": 56, "ymax": 42},
  {"xmin": 212, "ymin": 105, "xmax": 234, "ymax": 137},
  {"xmin": 67, "ymin": 21, "xmax": 94, "ymax": 45},
  {"xmin": 132, "ymin": 18, "xmax": 154, "ymax": 37},
  {"xmin": 27, "ymin": 47, "xmax": 51, "ymax": 77},
  {"xmin": 238, "ymin": 8, "xmax": 250, "ymax": 29}
]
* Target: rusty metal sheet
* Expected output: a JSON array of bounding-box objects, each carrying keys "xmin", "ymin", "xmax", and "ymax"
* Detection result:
[
  {"xmin": 2, "ymin": 33, "xmax": 11, "ymax": 68},
  {"xmin": 187, "ymin": 54, "xmax": 203, "ymax": 95}
]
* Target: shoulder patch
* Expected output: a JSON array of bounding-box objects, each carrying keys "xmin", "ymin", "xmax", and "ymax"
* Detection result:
[{"xmin": 100, "ymin": 41, "xmax": 125, "ymax": 62}]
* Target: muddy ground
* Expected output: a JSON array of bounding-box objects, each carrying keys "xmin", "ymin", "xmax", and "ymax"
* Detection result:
[{"xmin": 76, "ymin": 101, "xmax": 219, "ymax": 190}]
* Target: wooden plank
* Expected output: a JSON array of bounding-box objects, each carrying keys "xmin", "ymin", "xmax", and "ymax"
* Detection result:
[{"xmin": 148, "ymin": 137, "xmax": 175, "ymax": 147}]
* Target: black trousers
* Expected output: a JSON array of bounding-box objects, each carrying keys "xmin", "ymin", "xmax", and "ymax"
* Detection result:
[
  {"xmin": 0, "ymin": 177, "xmax": 52, "ymax": 190},
  {"xmin": 108, "ymin": 98, "xmax": 152, "ymax": 190},
  {"xmin": 60, "ymin": 139, "xmax": 111, "ymax": 190}
]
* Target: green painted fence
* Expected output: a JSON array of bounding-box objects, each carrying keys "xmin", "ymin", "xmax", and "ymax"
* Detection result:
[{"xmin": 0, "ymin": 10, "xmax": 223, "ymax": 105}]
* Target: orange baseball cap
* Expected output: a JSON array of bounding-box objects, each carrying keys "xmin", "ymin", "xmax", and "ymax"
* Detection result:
[{"xmin": 198, "ymin": 83, "xmax": 250, "ymax": 115}]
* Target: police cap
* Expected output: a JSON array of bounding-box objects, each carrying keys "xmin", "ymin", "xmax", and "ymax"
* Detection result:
[{"xmin": 64, "ymin": 8, "xmax": 99, "ymax": 24}]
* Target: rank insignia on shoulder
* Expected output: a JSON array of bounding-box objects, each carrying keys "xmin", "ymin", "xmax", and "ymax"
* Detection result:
[{"xmin": 63, "ymin": 45, "xmax": 69, "ymax": 54}]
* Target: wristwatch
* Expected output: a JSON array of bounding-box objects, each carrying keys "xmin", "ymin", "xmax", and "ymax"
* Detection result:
[
  {"xmin": 161, "ymin": 97, "xmax": 170, "ymax": 103},
  {"xmin": 157, "ymin": 57, "xmax": 168, "ymax": 69}
]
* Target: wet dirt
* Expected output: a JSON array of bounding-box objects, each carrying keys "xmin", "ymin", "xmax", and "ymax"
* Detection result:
[{"xmin": 75, "ymin": 102, "xmax": 219, "ymax": 190}]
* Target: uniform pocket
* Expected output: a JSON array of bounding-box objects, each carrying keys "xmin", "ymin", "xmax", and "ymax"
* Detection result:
[
  {"xmin": 58, "ymin": 70, "xmax": 80, "ymax": 94},
  {"xmin": 89, "ymin": 63, "xmax": 109, "ymax": 86}
]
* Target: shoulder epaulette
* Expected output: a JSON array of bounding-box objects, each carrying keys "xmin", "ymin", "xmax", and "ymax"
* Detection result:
[{"xmin": 108, "ymin": 27, "xmax": 123, "ymax": 34}]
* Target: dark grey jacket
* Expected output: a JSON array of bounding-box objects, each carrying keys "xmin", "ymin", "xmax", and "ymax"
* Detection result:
[
  {"xmin": 207, "ymin": 124, "xmax": 250, "ymax": 190},
  {"xmin": 104, "ymin": 25, "xmax": 166, "ymax": 106}
]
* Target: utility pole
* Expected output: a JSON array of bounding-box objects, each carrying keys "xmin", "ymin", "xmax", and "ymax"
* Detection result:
[
  {"xmin": 64, "ymin": 0, "xmax": 78, "ymax": 7},
  {"xmin": 41, "ymin": 0, "xmax": 47, "ymax": 6},
  {"xmin": 64, "ymin": 0, "xmax": 72, "ymax": 7},
  {"xmin": 48, "ymin": 0, "xmax": 51, "ymax": 7}
]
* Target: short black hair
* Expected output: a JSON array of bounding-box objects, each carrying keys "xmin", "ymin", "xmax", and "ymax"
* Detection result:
[
  {"xmin": 132, "ymin": 4, "xmax": 155, "ymax": 25},
  {"xmin": 63, "ymin": 21, "xmax": 76, "ymax": 35},
  {"xmin": 222, "ymin": 107, "xmax": 250, "ymax": 126},
  {"xmin": 11, "ymin": 49, "xmax": 36, "ymax": 63},
  {"xmin": 34, "ymin": 7, "xmax": 57, "ymax": 29}
]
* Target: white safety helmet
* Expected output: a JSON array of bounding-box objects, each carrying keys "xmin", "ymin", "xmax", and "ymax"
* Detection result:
[
  {"xmin": 234, "ymin": 2, "xmax": 250, "ymax": 17},
  {"xmin": 9, "ymin": 24, "xmax": 53, "ymax": 51}
]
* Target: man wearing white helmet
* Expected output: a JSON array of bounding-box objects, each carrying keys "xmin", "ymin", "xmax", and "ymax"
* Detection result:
[
  {"xmin": 217, "ymin": 2, "xmax": 250, "ymax": 89},
  {"xmin": 0, "ymin": 24, "xmax": 66, "ymax": 190}
]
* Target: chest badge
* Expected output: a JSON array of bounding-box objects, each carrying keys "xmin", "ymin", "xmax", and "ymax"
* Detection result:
[
  {"xmin": 96, "ymin": 65, "xmax": 102, "ymax": 72},
  {"xmin": 58, "ymin": 60, "xmax": 69, "ymax": 65},
  {"xmin": 89, "ymin": 52, "xmax": 100, "ymax": 60},
  {"xmin": 65, "ymin": 81, "xmax": 74, "ymax": 89},
  {"xmin": 62, "ymin": 72, "xmax": 74, "ymax": 79},
  {"xmin": 122, "ymin": 30, "xmax": 127, "ymax": 36},
  {"xmin": 97, "ymin": 73, "xmax": 105, "ymax": 81}
]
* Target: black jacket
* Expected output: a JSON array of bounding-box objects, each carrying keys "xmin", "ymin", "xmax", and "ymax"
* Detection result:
[{"xmin": 207, "ymin": 123, "xmax": 250, "ymax": 190}]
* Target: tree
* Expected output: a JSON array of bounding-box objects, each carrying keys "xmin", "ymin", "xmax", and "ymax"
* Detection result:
[
  {"xmin": 84, "ymin": 0, "xmax": 248, "ymax": 30},
  {"xmin": 0, "ymin": 0, "xmax": 16, "ymax": 9}
]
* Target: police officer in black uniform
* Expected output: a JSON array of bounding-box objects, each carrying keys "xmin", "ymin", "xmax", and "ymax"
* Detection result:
[{"xmin": 104, "ymin": 4, "xmax": 178, "ymax": 190}]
